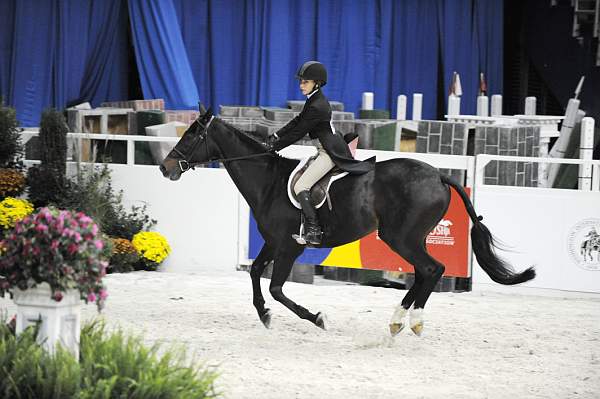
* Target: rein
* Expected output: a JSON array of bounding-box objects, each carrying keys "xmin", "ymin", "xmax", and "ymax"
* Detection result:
[{"xmin": 173, "ymin": 115, "xmax": 274, "ymax": 172}]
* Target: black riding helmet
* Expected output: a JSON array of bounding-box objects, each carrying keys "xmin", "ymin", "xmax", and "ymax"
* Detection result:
[{"xmin": 295, "ymin": 61, "xmax": 327, "ymax": 86}]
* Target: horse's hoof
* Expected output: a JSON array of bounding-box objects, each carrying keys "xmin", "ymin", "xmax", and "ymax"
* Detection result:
[
  {"xmin": 389, "ymin": 305, "xmax": 408, "ymax": 336},
  {"xmin": 410, "ymin": 322, "xmax": 423, "ymax": 336},
  {"xmin": 260, "ymin": 309, "xmax": 272, "ymax": 329},
  {"xmin": 389, "ymin": 322, "xmax": 405, "ymax": 336},
  {"xmin": 315, "ymin": 312, "xmax": 327, "ymax": 330},
  {"xmin": 409, "ymin": 308, "xmax": 424, "ymax": 336}
]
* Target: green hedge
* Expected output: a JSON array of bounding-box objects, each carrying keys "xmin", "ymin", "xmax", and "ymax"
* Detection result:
[{"xmin": 0, "ymin": 319, "xmax": 219, "ymax": 398}]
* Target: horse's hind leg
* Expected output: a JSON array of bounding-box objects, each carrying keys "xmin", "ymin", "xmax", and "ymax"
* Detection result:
[
  {"xmin": 269, "ymin": 247, "xmax": 326, "ymax": 329},
  {"xmin": 389, "ymin": 270, "xmax": 423, "ymax": 335},
  {"xmin": 408, "ymin": 250, "xmax": 445, "ymax": 335},
  {"xmin": 250, "ymin": 244, "xmax": 274, "ymax": 328},
  {"xmin": 383, "ymin": 237, "xmax": 445, "ymax": 336}
]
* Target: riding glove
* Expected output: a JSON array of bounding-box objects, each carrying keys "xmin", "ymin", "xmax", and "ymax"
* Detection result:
[{"xmin": 264, "ymin": 134, "xmax": 279, "ymax": 153}]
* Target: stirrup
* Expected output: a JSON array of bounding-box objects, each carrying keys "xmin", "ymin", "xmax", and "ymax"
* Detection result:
[{"xmin": 292, "ymin": 214, "xmax": 308, "ymax": 245}]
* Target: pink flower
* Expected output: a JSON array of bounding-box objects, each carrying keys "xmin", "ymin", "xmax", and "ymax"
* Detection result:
[
  {"xmin": 99, "ymin": 289, "xmax": 108, "ymax": 300},
  {"xmin": 94, "ymin": 240, "xmax": 103, "ymax": 250},
  {"xmin": 74, "ymin": 232, "xmax": 82, "ymax": 242},
  {"xmin": 35, "ymin": 224, "xmax": 48, "ymax": 232},
  {"xmin": 51, "ymin": 240, "xmax": 59, "ymax": 250},
  {"xmin": 67, "ymin": 243, "xmax": 78, "ymax": 255},
  {"xmin": 53, "ymin": 291, "xmax": 64, "ymax": 301},
  {"xmin": 91, "ymin": 224, "xmax": 98, "ymax": 235},
  {"xmin": 87, "ymin": 292, "xmax": 97, "ymax": 303}
]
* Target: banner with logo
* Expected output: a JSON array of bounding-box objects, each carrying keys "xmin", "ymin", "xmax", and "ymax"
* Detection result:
[
  {"xmin": 248, "ymin": 188, "xmax": 471, "ymax": 278},
  {"xmin": 472, "ymin": 186, "xmax": 600, "ymax": 293}
]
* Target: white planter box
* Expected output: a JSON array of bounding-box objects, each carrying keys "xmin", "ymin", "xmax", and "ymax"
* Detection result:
[{"xmin": 13, "ymin": 282, "xmax": 81, "ymax": 358}]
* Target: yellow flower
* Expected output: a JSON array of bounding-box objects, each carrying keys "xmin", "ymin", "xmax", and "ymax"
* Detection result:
[
  {"xmin": 0, "ymin": 197, "xmax": 34, "ymax": 230},
  {"xmin": 132, "ymin": 231, "xmax": 171, "ymax": 264}
]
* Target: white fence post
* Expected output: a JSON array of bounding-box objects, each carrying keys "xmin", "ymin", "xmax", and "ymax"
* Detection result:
[
  {"xmin": 362, "ymin": 92, "xmax": 374, "ymax": 110},
  {"xmin": 448, "ymin": 95, "xmax": 461, "ymax": 116},
  {"xmin": 579, "ymin": 117, "xmax": 595, "ymax": 191},
  {"xmin": 476, "ymin": 96, "xmax": 489, "ymax": 117},
  {"xmin": 412, "ymin": 93, "xmax": 423, "ymax": 120},
  {"xmin": 524, "ymin": 96, "xmax": 537, "ymax": 115},
  {"xmin": 396, "ymin": 95, "xmax": 407, "ymax": 120},
  {"xmin": 491, "ymin": 95, "xmax": 502, "ymax": 116}
]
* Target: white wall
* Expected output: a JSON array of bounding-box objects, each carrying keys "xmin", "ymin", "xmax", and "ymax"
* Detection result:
[
  {"xmin": 472, "ymin": 185, "xmax": 600, "ymax": 293},
  {"xmin": 107, "ymin": 165, "xmax": 240, "ymax": 274}
]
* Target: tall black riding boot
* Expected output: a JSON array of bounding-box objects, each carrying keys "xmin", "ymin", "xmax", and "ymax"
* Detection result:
[{"xmin": 297, "ymin": 190, "xmax": 322, "ymax": 245}]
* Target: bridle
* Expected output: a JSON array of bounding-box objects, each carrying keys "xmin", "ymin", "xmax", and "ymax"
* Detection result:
[{"xmin": 170, "ymin": 114, "xmax": 273, "ymax": 173}]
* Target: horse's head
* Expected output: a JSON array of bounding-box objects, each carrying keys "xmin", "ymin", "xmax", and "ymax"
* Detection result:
[{"xmin": 159, "ymin": 106, "xmax": 217, "ymax": 181}]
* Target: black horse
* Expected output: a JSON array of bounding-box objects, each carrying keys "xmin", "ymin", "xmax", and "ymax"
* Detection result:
[{"xmin": 159, "ymin": 109, "xmax": 535, "ymax": 336}]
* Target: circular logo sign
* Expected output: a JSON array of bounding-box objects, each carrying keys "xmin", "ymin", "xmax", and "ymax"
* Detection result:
[{"xmin": 567, "ymin": 218, "xmax": 600, "ymax": 271}]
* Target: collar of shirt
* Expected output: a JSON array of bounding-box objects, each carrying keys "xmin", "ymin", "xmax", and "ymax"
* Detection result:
[{"xmin": 306, "ymin": 88, "xmax": 319, "ymax": 100}]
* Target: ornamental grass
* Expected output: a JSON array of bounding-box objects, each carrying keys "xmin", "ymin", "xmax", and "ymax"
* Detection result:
[{"xmin": 0, "ymin": 318, "xmax": 220, "ymax": 398}]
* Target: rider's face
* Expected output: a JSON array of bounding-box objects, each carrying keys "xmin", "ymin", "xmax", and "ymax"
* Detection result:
[{"xmin": 300, "ymin": 80, "xmax": 316, "ymax": 96}]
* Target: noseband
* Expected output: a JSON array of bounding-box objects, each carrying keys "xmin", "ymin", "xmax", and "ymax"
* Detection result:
[
  {"xmin": 171, "ymin": 116, "xmax": 215, "ymax": 172},
  {"xmin": 170, "ymin": 115, "xmax": 273, "ymax": 173}
]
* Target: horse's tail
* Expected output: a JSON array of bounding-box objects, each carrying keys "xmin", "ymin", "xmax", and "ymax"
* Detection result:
[{"xmin": 441, "ymin": 175, "xmax": 535, "ymax": 285}]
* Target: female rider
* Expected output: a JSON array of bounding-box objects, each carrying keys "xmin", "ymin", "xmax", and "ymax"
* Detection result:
[{"xmin": 266, "ymin": 61, "xmax": 374, "ymax": 245}]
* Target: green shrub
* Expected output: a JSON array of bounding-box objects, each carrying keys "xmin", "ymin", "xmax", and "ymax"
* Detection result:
[
  {"xmin": 60, "ymin": 165, "xmax": 156, "ymax": 241},
  {"xmin": 0, "ymin": 102, "xmax": 23, "ymax": 168},
  {"xmin": 0, "ymin": 319, "xmax": 220, "ymax": 398},
  {"xmin": 26, "ymin": 109, "xmax": 68, "ymax": 207}
]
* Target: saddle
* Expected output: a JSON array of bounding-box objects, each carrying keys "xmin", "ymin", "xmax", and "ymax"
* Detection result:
[{"xmin": 287, "ymin": 133, "xmax": 358, "ymax": 211}]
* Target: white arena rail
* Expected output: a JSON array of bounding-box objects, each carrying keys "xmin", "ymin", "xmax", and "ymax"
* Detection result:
[{"xmin": 18, "ymin": 130, "xmax": 600, "ymax": 293}]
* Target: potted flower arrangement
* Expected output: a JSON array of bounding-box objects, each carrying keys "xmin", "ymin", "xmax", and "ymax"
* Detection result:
[
  {"xmin": 0, "ymin": 207, "xmax": 109, "ymax": 357},
  {"xmin": 132, "ymin": 231, "xmax": 171, "ymax": 271}
]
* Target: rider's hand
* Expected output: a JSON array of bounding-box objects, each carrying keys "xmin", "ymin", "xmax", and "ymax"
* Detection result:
[{"xmin": 264, "ymin": 134, "xmax": 278, "ymax": 153}]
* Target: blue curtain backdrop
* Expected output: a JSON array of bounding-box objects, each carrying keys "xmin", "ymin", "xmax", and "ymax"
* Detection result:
[
  {"xmin": 0, "ymin": 0, "xmax": 129, "ymax": 127},
  {"xmin": 0, "ymin": 0, "xmax": 502, "ymax": 126}
]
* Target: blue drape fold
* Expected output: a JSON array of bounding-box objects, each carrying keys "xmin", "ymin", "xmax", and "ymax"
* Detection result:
[{"xmin": 128, "ymin": 0, "xmax": 199, "ymax": 109}]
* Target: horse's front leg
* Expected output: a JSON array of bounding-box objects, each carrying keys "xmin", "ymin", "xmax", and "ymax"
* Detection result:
[
  {"xmin": 269, "ymin": 247, "xmax": 327, "ymax": 330},
  {"xmin": 249, "ymin": 244, "xmax": 274, "ymax": 328}
]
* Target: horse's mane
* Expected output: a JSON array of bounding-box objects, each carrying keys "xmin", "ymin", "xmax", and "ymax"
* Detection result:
[{"xmin": 214, "ymin": 117, "xmax": 300, "ymax": 170}]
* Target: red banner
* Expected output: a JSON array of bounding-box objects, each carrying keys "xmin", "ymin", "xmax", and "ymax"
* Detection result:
[{"xmin": 358, "ymin": 188, "xmax": 471, "ymax": 277}]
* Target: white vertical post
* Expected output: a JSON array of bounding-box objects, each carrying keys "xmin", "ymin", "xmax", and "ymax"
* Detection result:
[
  {"xmin": 524, "ymin": 96, "xmax": 537, "ymax": 115},
  {"xmin": 476, "ymin": 96, "xmax": 489, "ymax": 117},
  {"xmin": 579, "ymin": 117, "xmax": 595, "ymax": 191},
  {"xmin": 362, "ymin": 92, "xmax": 374, "ymax": 110},
  {"xmin": 127, "ymin": 139, "xmax": 135, "ymax": 166},
  {"xmin": 448, "ymin": 95, "xmax": 461, "ymax": 116},
  {"xmin": 547, "ymin": 99, "xmax": 582, "ymax": 186},
  {"xmin": 491, "ymin": 95, "xmax": 503, "ymax": 116},
  {"xmin": 412, "ymin": 93, "xmax": 423, "ymax": 120},
  {"xmin": 396, "ymin": 95, "xmax": 407, "ymax": 120},
  {"xmin": 395, "ymin": 95, "xmax": 407, "ymax": 152}
]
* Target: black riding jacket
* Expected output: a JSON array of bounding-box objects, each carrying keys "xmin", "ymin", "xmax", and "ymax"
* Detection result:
[{"xmin": 272, "ymin": 89, "xmax": 375, "ymax": 174}]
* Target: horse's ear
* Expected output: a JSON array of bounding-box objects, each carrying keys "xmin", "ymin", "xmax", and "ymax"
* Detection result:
[
  {"xmin": 198, "ymin": 102, "xmax": 207, "ymax": 114},
  {"xmin": 206, "ymin": 107, "xmax": 213, "ymax": 117}
]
